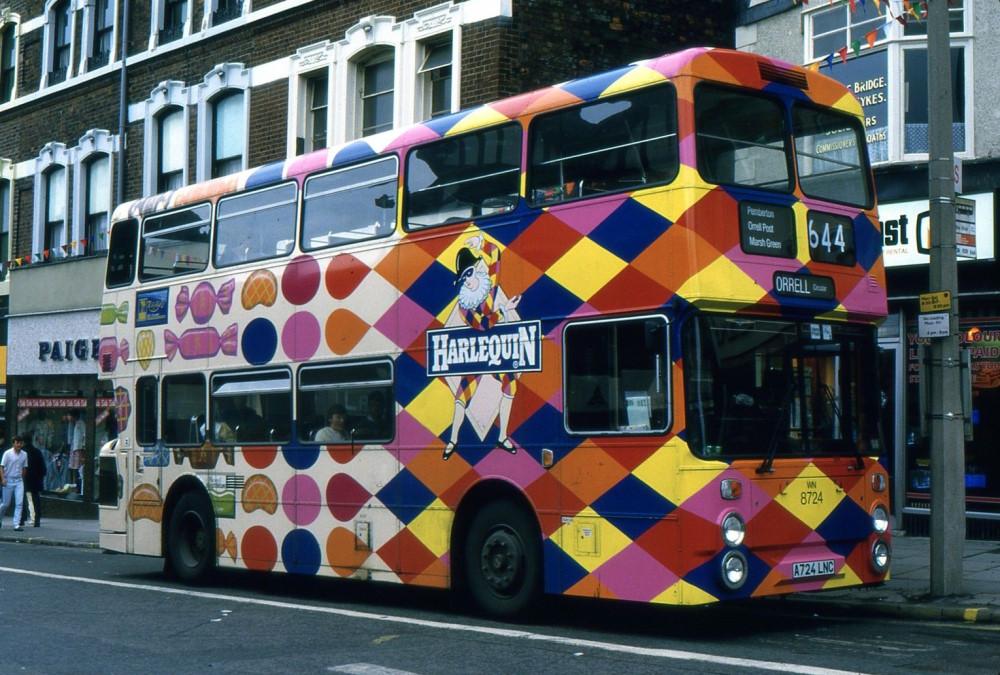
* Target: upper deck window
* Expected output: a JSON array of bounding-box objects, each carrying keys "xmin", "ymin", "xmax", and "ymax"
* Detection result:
[
  {"xmin": 406, "ymin": 123, "xmax": 521, "ymax": 229},
  {"xmin": 302, "ymin": 157, "xmax": 397, "ymax": 250},
  {"xmin": 139, "ymin": 204, "xmax": 211, "ymax": 282},
  {"xmin": 106, "ymin": 218, "xmax": 138, "ymax": 287},
  {"xmin": 793, "ymin": 105, "xmax": 871, "ymax": 208},
  {"xmin": 696, "ymin": 85, "xmax": 791, "ymax": 193},
  {"xmin": 215, "ymin": 182, "xmax": 297, "ymax": 267},
  {"xmin": 528, "ymin": 85, "xmax": 678, "ymax": 205}
]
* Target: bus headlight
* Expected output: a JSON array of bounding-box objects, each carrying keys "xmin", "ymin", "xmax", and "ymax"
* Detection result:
[
  {"xmin": 721, "ymin": 512, "xmax": 745, "ymax": 547},
  {"xmin": 871, "ymin": 504, "xmax": 889, "ymax": 534},
  {"xmin": 871, "ymin": 539, "xmax": 890, "ymax": 573},
  {"xmin": 721, "ymin": 550, "xmax": 748, "ymax": 589}
]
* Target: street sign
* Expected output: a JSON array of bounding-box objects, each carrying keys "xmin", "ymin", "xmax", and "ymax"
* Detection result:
[
  {"xmin": 919, "ymin": 291, "xmax": 951, "ymax": 313},
  {"xmin": 956, "ymin": 197, "xmax": 976, "ymax": 258},
  {"xmin": 918, "ymin": 312, "xmax": 950, "ymax": 339},
  {"xmin": 954, "ymin": 157, "xmax": 962, "ymax": 194}
]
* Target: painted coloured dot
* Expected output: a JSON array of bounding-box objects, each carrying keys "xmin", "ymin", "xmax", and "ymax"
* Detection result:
[
  {"xmin": 281, "ymin": 529, "xmax": 321, "ymax": 575},
  {"xmin": 282, "ymin": 475, "xmax": 322, "ymax": 526},
  {"xmin": 242, "ymin": 317, "xmax": 278, "ymax": 365},
  {"xmin": 282, "ymin": 311, "xmax": 321, "ymax": 361},
  {"xmin": 241, "ymin": 526, "xmax": 278, "ymax": 572},
  {"xmin": 281, "ymin": 254, "xmax": 321, "ymax": 305}
]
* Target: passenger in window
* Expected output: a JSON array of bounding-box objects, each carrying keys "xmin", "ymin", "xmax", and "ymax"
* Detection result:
[
  {"xmin": 314, "ymin": 404, "xmax": 349, "ymax": 444},
  {"xmin": 357, "ymin": 391, "xmax": 388, "ymax": 440}
]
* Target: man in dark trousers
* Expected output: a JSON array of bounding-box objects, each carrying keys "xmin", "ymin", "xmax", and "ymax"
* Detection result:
[{"xmin": 20, "ymin": 437, "xmax": 46, "ymax": 527}]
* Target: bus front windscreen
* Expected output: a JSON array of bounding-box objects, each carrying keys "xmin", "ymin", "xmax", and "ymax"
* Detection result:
[{"xmin": 682, "ymin": 314, "xmax": 879, "ymax": 460}]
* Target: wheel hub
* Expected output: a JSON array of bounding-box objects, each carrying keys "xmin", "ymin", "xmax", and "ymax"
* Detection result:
[{"xmin": 481, "ymin": 526, "xmax": 523, "ymax": 595}]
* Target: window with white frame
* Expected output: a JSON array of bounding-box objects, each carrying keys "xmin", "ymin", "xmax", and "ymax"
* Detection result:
[
  {"xmin": 358, "ymin": 49, "xmax": 394, "ymax": 137},
  {"xmin": 196, "ymin": 64, "xmax": 248, "ymax": 181},
  {"xmin": 48, "ymin": 0, "xmax": 73, "ymax": 85},
  {"xmin": 902, "ymin": 0, "xmax": 964, "ymax": 36},
  {"xmin": 903, "ymin": 45, "xmax": 967, "ymax": 155},
  {"xmin": 142, "ymin": 80, "xmax": 188, "ymax": 196},
  {"xmin": 212, "ymin": 90, "xmax": 244, "ymax": 177},
  {"xmin": 1, "ymin": 21, "xmax": 16, "ymax": 102},
  {"xmin": 305, "ymin": 72, "xmax": 329, "ymax": 153},
  {"xmin": 89, "ymin": 0, "xmax": 115, "ymax": 69},
  {"xmin": 419, "ymin": 39, "xmax": 452, "ymax": 120},
  {"xmin": 211, "ymin": 0, "xmax": 244, "ymax": 26},
  {"xmin": 808, "ymin": 1, "xmax": 883, "ymax": 61},
  {"xmin": 44, "ymin": 166, "xmax": 67, "ymax": 255},
  {"xmin": 158, "ymin": 106, "xmax": 185, "ymax": 191},
  {"xmin": 159, "ymin": 0, "xmax": 188, "ymax": 45},
  {"xmin": 84, "ymin": 154, "xmax": 110, "ymax": 252},
  {"xmin": 0, "ymin": 177, "xmax": 9, "ymax": 271}
]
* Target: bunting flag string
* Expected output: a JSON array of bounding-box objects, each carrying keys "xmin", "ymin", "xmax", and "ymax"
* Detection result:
[{"xmin": 7, "ymin": 238, "xmax": 90, "ymax": 269}]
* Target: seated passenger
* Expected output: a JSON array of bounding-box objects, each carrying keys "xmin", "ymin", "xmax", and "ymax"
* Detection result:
[{"xmin": 314, "ymin": 404, "xmax": 349, "ymax": 444}]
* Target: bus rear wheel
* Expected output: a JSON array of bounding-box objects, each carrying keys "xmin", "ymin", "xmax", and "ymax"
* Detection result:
[
  {"xmin": 166, "ymin": 491, "xmax": 215, "ymax": 584},
  {"xmin": 463, "ymin": 500, "xmax": 541, "ymax": 618}
]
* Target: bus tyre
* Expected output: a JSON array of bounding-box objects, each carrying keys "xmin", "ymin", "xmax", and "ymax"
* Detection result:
[
  {"xmin": 167, "ymin": 491, "xmax": 216, "ymax": 584},
  {"xmin": 463, "ymin": 500, "xmax": 541, "ymax": 619}
]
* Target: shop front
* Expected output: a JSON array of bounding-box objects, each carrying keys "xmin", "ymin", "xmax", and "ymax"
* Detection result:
[{"xmin": 6, "ymin": 258, "xmax": 106, "ymax": 516}]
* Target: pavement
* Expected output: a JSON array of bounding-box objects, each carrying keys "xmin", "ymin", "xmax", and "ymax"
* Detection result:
[{"xmin": 1, "ymin": 518, "xmax": 998, "ymax": 624}]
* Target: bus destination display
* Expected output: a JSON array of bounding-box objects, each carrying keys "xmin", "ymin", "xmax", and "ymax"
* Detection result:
[{"xmin": 739, "ymin": 202, "xmax": 795, "ymax": 258}]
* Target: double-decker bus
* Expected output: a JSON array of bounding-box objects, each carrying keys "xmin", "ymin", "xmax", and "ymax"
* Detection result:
[{"xmin": 98, "ymin": 47, "xmax": 890, "ymax": 617}]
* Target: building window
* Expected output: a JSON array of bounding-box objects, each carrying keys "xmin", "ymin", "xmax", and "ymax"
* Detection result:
[
  {"xmin": 0, "ymin": 179, "xmax": 9, "ymax": 270},
  {"xmin": 85, "ymin": 154, "xmax": 110, "ymax": 253},
  {"xmin": 160, "ymin": 0, "xmax": 187, "ymax": 45},
  {"xmin": 49, "ymin": 0, "xmax": 73, "ymax": 84},
  {"xmin": 1, "ymin": 23, "xmax": 16, "ymax": 103},
  {"xmin": 212, "ymin": 0, "xmax": 244, "ymax": 26},
  {"xmin": 157, "ymin": 106, "xmax": 184, "ymax": 191},
  {"xmin": 211, "ymin": 90, "xmax": 244, "ymax": 177},
  {"xmin": 419, "ymin": 41, "xmax": 452, "ymax": 120},
  {"xmin": 305, "ymin": 73, "xmax": 328, "ymax": 152},
  {"xmin": 808, "ymin": 2, "xmax": 883, "ymax": 60},
  {"xmin": 359, "ymin": 51, "xmax": 394, "ymax": 137},
  {"xmin": 90, "ymin": 0, "xmax": 114, "ymax": 68},
  {"xmin": 44, "ymin": 166, "xmax": 67, "ymax": 255},
  {"xmin": 903, "ymin": 46, "xmax": 966, "ymax": 155},
  {"xmin": 903, "ymin": 0, "xmax": 964, "ymax": 36}
]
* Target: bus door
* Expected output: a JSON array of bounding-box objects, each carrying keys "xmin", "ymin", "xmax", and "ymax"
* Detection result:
[{"xmin": 128, "ymin": 374, "xmax": 165, "ymax": 552}]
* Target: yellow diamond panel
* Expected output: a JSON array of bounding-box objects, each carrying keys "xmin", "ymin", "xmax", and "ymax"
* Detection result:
[
  {"xmin": 793, "ymin": 201, "xmax": 811, "ymax": 265},
  {"xmin": 406, "ymin": 499, "xmax": 453, "ymax": 558},
  {"xmin": 772, "ymin": 465, "xmax": 842, "ymax": 530},
  {"xmin": 633, "ymin": 440, "xmax": 727, "ymax": 505},
  {"xmin": 660, "ymin": 579, "xmax": 719, "ymax": 606},
  {"xmin": 547, "ymin": 238, "xmax": 627, "ymax": 301},
  {"xmin": 404, "ymin": 379, "xmax": 457, "ymax": 437},
  {"xmin": 821, "ymin": 561, "xmax": 863, "ymax": 590},
  {"xmin": 676, "ymin": 253, "xmax": 767, "ymax": 308},
  {"xmin": 632, "ymin": 166, "xmax": 713, "ymax": 223},
  {"xmin": 553, "ymin": 508, "xmax": 632, "ymax": 573},
  {"xmin": 446, "ymin": 106, "xmax": 513, "ymax": 136},
  {"xmin": 600, "ymin": 66, "xmax": 668, "ymax": 98}
]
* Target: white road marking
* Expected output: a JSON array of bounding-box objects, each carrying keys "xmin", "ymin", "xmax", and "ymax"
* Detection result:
[
  {"xmin": 328, "ymin": 665, "xmax": 420, "ymax": 675},
  {"xmin": 0, "ymin": 566, "xmax": 867, "ymax": 675}
]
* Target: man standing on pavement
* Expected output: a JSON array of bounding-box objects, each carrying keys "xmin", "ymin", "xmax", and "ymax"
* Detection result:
[
  {"xmin": 0, "ymin": 435, "xmax": 29, "ymax": 531},
  {"xmin": 19, "ymin": 437, "xmax": 46, "ymax": 528}
]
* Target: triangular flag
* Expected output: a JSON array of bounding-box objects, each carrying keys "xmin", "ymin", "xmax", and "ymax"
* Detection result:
[
  {"xmin": 807, "ymin": 61, "xmax": 821, "ymax": 72},
  {"xmin": 866, "ymin": 30, "xmax": 877, "ymax": 48},
  {"xmin": 838, "ymin": 47, "xmax": 848, "ymax": 63},
  {"xmin": 852, "ymin": 39, "xmax": 861, "ymax": 57},
  {"xmin": 825, "ymin": 53, "xmax": 834, "ymax": 69},
  {"xmin": 873, "ymin": 0, "xmax": 880, "ymax": 10},
  {"xmin": 903, "ymin": 0, "xmax": 911, "ymax": 10},
  {"xmin": 848, "ymin": 0, "xmax": 856, "ymax": 11}
]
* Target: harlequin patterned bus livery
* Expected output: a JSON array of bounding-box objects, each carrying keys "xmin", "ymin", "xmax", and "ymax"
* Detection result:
[{"xmin": 99, "ymin": 47, "xmax": 891, "ymax": 617}]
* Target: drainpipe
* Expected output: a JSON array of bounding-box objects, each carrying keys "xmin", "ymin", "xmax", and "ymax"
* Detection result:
[{"xmin": 116, "ymin": 0, "xmax": 129, "ymax": 206}]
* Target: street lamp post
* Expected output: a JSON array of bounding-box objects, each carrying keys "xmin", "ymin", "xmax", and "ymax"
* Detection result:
[{"xmin": 926, "ymin": 0, "xmax": 964, "ymax": 596}]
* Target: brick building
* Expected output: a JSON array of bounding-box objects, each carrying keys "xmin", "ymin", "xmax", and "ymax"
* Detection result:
[{"xmin": 0, "ymin": 0, "xmax": 734, "ymax": 512}]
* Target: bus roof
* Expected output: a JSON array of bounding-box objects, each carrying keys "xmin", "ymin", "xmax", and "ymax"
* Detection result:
[{"xmin": 113, "ymin": 47, "xmax": 861, "ymax": 223}]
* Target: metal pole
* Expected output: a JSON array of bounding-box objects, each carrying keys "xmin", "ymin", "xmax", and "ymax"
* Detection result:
[
  {"xmin": 926, "ymin": 0, "xmax": 964, "ymax": 596},
  {"xmin": 116, "ymin": 0, "xmax": 129, "ymax": 206}
]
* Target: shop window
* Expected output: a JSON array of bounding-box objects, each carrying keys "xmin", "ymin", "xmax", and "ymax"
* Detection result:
[
  {"xmin": 418, "ymin": 40, "xmax": 452, "ymax": 120},
  {"xmin": 85, "ymin": 154, "xmax": 111, "ymax": 253},
  {"xmin": 903, "ymin": 46, "xmax": 966, "ymax": 155},
  {"xmin": 210, "ymin": 369, "xmax": 291, "ymax": 444},
  {"xmin": 406, "ymin": 123, "xmax": 521, "ymax": 229},
  {"xmin": 297, "ymin": 360, "xmax": 394, "ymax": 444},
  {"xmin": 162, "ymin": 373, "xmax": 205, "ymax": 445},
  {"xmin": 359, "ymin": 50, "xmax": 394, "ymax": 137},
  {"xmin": 564, "ymin": 316, "xmax": 670, "ymax": 434},
  {"xmin": 136, "ymin": 377, "xmax": 158, "ymax": 446},
  {"xmin": 139, "ymin": 203, "xmax": 211, "ymax": 281},
  {"xmin": 211, "ymin": 90, "xmax": 244, "ymax": 178},
  {"xmin": 529, "ymin": 85, "xmax": 678, "ymax": 205},
  {"xmin": 105, "ymin": 217, "xmax": 137, "ymax": 288},
  {"xmin": 1, "ymin": 22, "xmax": 16, "ymax": 103},
  {"xmin": 302, "ymin": 157, "xmax": 397, "ymax": 249},
  {"xmin": 214, "ymin": 181, "xmax": 296, "ymax": 267}
]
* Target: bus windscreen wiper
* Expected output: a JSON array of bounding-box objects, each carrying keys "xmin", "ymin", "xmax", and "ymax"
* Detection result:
[{"xmin": 757, "ymin": 385, "xmax": 793, "ymax": 474}]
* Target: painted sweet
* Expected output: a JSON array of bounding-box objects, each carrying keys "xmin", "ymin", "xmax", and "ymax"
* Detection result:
[
  {"xmin": 100, "ymin": 301, "xmax": 129, "ymax": 325},
  {"xmin": 136, "ymin": 329, "xmax": 155, "ymax": 370},
  {"xmin": 99, "ymin": 337, "xmax": 129, "ymax": 373},
  {"xmin": 241, "ymin": 269, "xmax": 278, "ymax": 309},
  {"xmin": 165, "ymin": 324, "xmax": 238, "ymax": 360},
  {"xmin": 176, "ymin": 278, "xmax": 235, "ymax": 324}
]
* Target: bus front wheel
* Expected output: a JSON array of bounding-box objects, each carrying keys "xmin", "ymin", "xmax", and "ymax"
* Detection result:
[
  {"xmin": 166, "ymin": 491, "xmax": 216, "ymax": 583},
  {"xmin": 463, "ymin": 500, "xmax": 541, "ymax": 618}
]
